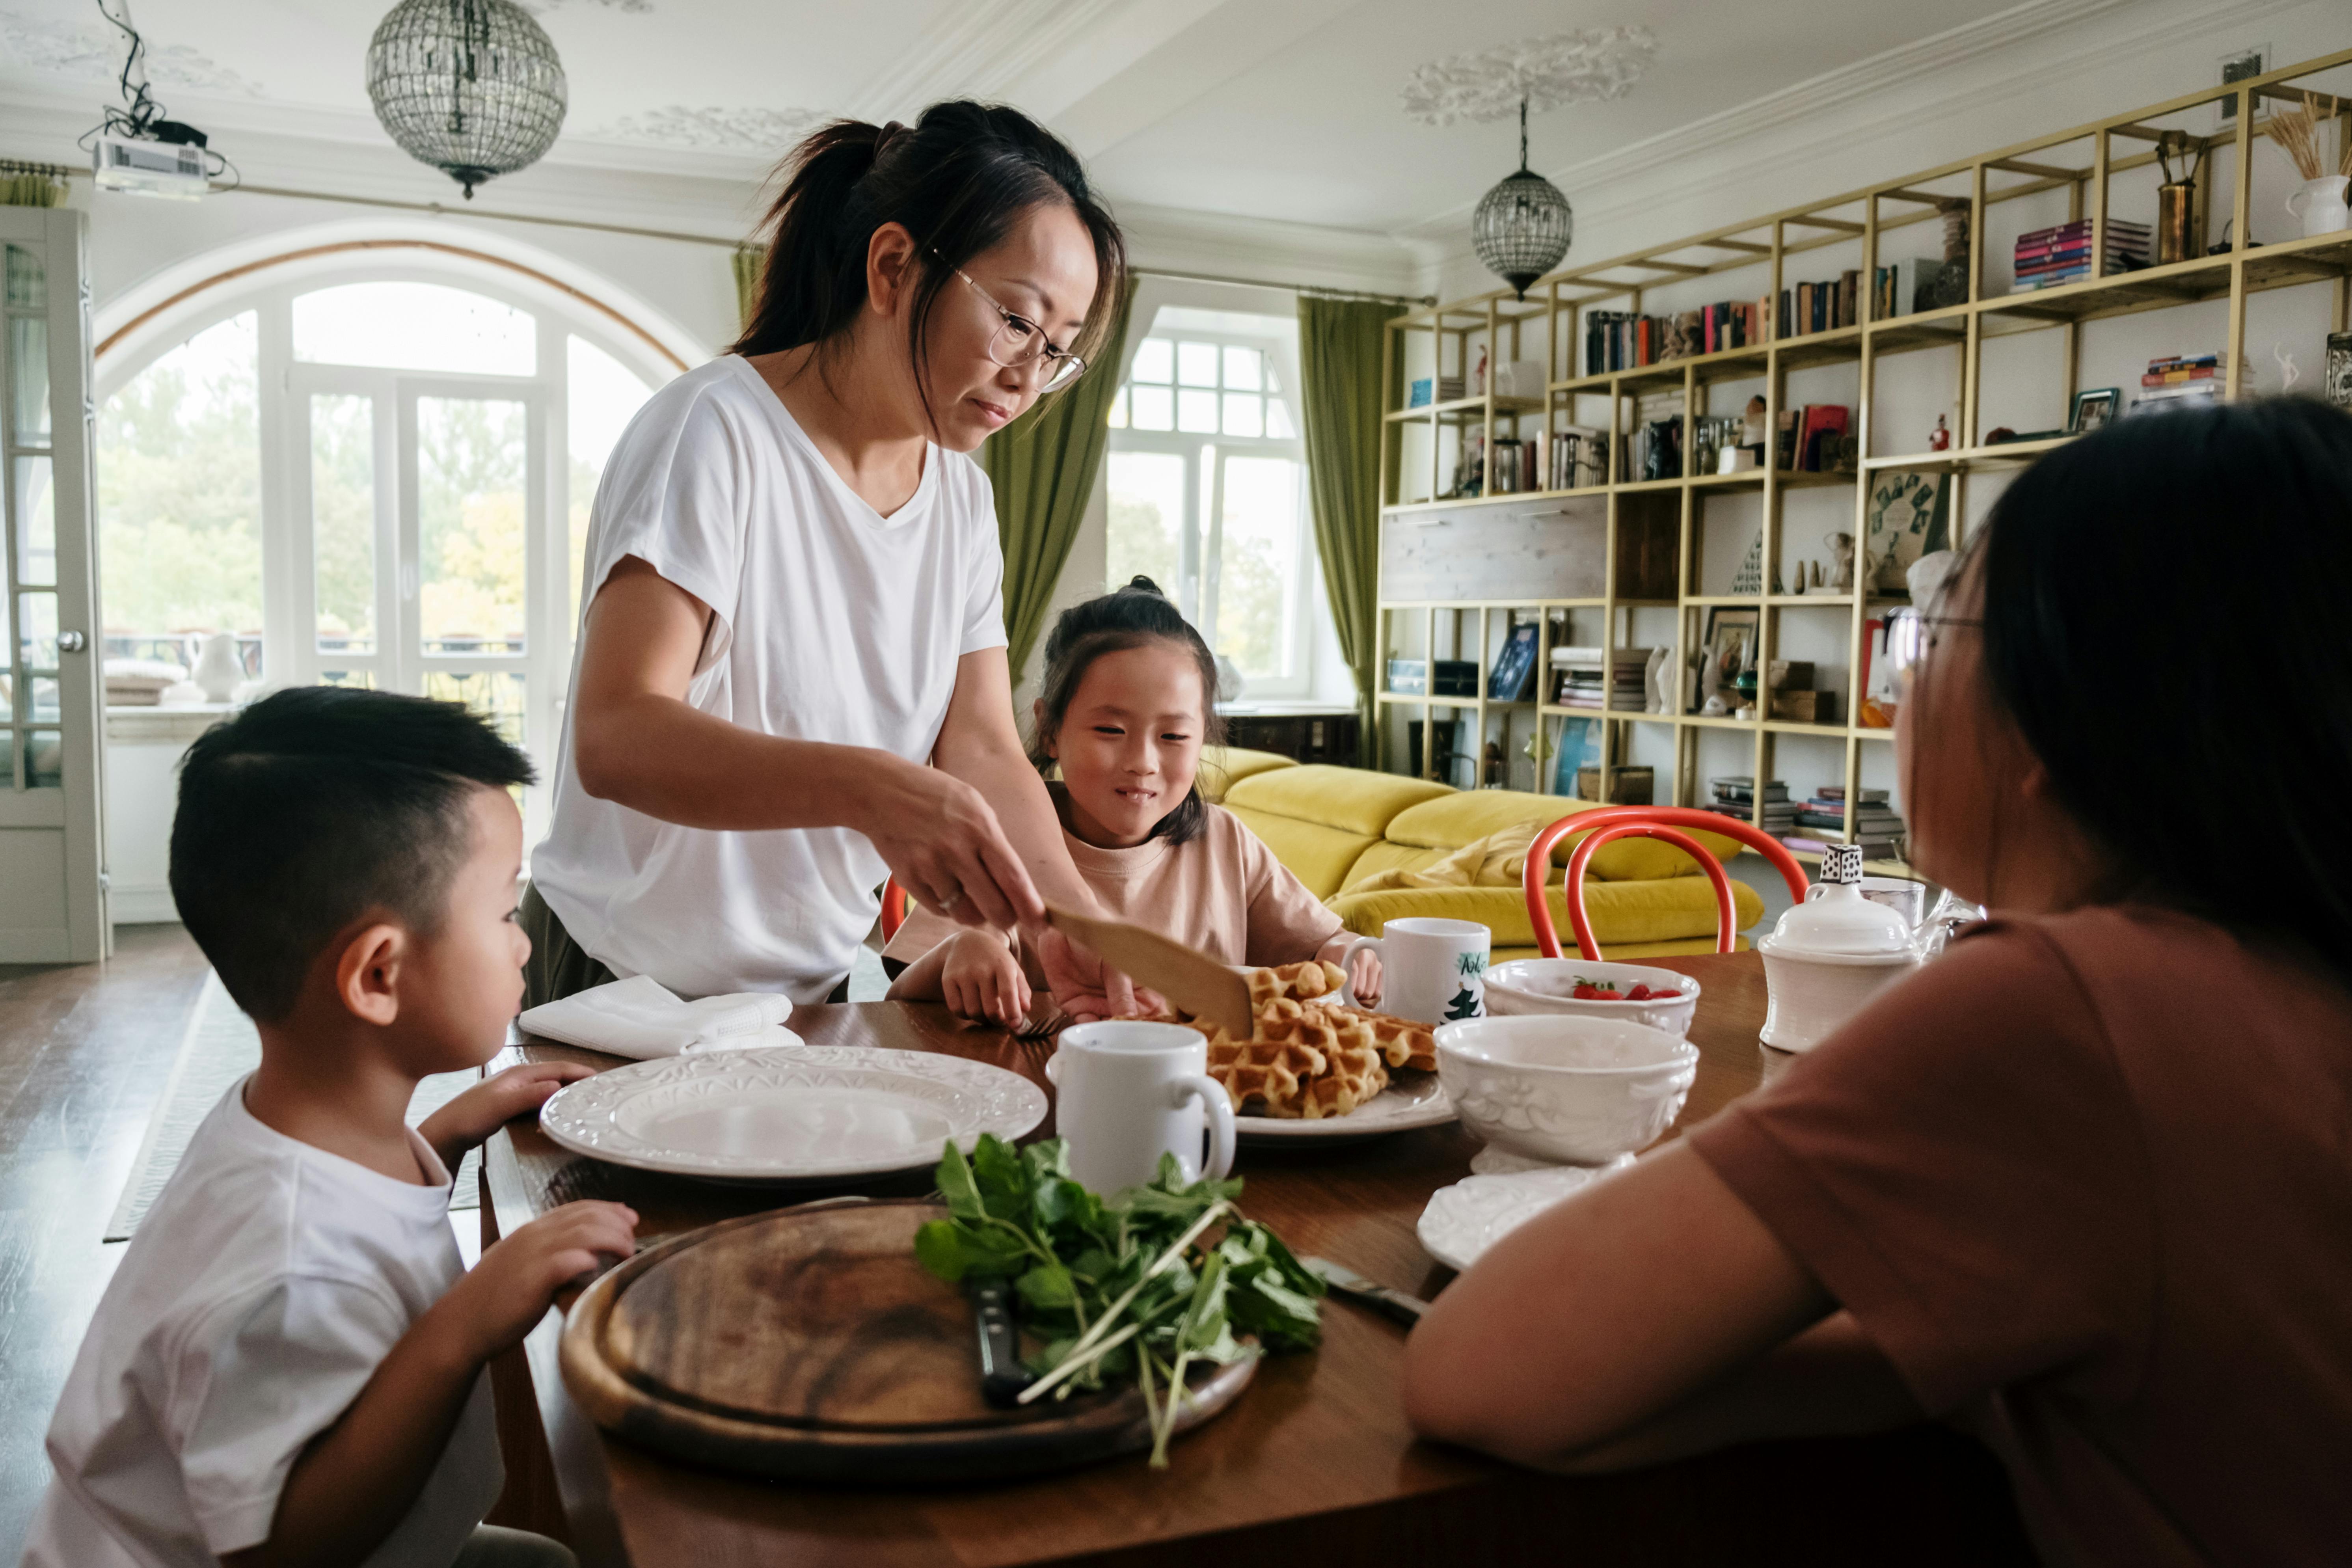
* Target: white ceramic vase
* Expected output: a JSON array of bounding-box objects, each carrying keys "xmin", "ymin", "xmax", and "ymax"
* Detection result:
[
  {"xmin": 2287, "ymin": 175, "xmax": 2350, "ymax": 239},
  {"xmin": 191, "ymin": 633, "xmax": 244, "ymax": 702}
]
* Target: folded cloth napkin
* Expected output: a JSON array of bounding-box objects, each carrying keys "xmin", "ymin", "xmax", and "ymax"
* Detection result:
[
  {"xmin": 1341, "ymin": 821, "xmax": 1563, "ymax": 897},
  {"xmin": 518, "ymin": 974, "xmax": 797, "ymax": 1060}
]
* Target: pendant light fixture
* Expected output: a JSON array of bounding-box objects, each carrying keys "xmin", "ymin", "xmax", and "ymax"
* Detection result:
[
  {"xmin": 1404, "ymin": 27, "xmax": 1657, "ymax": 297},
  {"xmin": 1472, "ymin": 99, "xmax": 1572, "ymax": 299},
  {"xmin": 367, "ymin": 0, "xmax": 567, "ymax": 199}
]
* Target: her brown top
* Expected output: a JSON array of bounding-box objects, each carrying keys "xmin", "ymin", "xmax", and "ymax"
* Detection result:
[{"xmin": 1688, "ymin": 906, "xmax": 2352, "ymax": 1568}]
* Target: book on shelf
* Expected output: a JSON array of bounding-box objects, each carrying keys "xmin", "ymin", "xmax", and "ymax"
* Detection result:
[
  {"xmin": 1773, "ymin": 404, "xmax": 1851, "ymax": 472},
  {"xmin": 1872, "ymin": 257, "xmax": 1926, "ymax": 320},
  {"xmin": 1710, "ymin": 776, "xmax": 1789, "ymax": 804},
  {"xmin": 2141, "ymin": 366, "xmax": 2216, "ymax": 386},
  {"xmin": 1775, "ymin": 271, "xmax": 1860, "ymax": 339},
  {"xmin": 1782, "ymin": 834, "xmax": 1903, "ymax": 858},
  {"xmin": 1548, "ymin": 426, "xmax": 1611, "ymax": 490},
  {"xmin": 1584, "ymin": 301, "xmax": 1765, "ymax": 374}
]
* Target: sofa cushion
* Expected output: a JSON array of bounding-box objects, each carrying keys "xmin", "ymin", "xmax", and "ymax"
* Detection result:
[
  {"xmin": 1220, "ymin": 807, "xmax": 1380, "ymax": 901},
  {"xmin": 1222, "ymin": 764, "xmax": 1451, "ymax": 840},
  {"xmin": 1379, "ymin": 789, "xmax": 1743, "ymax": 884},
  {"xmin": 1327, "ymin": 875, "xmax": 1764, "ymax": 952},
  {"xmin": 1196, "ymin": 747, "xmax": 1295, "ymax": 804}
]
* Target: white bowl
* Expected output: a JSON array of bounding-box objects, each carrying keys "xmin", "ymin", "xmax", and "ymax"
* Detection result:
[
  {"xmin": 1482, "ymin": 959, "xmax": 1700, "ymax": 1037},
  {"xmin": 1434, "ymin": 1015, "xmax": 1699, "ymax": 1167}
]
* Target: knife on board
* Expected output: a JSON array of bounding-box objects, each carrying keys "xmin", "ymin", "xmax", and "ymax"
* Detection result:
[
  {"xmin": 1043, "ymin": 904, "xmax": 1254, "ymax": 1039},
  {"xmin": 1300, "ymin": 1256, "xmax": 1430, "ymax": 1328},
  {"xmin": 970, "ymin": 1278, "xmax": 1034, "ymax": 1408}
]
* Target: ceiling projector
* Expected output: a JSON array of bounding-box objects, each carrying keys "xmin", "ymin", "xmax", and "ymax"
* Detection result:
[{"xmin": 92, "ymin": 129, "xmax": 210, "ymax": 200}]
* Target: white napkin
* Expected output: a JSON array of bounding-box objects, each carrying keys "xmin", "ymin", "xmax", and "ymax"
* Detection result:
[{"xmin": 518, "ymin": 974, "xmax": 797, "ymax": 1060}]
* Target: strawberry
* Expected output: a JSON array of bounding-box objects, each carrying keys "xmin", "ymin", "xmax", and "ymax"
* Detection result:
[{"xmin": 1625, "ymin": 983, "xmax": 1653, "ymax": 1001}]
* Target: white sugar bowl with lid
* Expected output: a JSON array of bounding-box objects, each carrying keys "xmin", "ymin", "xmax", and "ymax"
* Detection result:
[{"xmin": 1756, "ymin": 844, "xmax": 1923, "ymax": 1052}]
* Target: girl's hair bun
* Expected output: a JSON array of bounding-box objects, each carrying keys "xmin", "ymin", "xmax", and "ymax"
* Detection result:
[{"xmin": 1122, "ymin": 575, "xmax": 1166, "ymax": 597}]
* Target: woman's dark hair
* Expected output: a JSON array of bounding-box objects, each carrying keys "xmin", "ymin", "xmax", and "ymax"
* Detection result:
[
  {"xmin": 731, "ymin": 102, "xmax": 1125, "ymax": 430},
  {"xmin": 1967, "ymin": 396, "xmax": 2352, "ymax": 974},
  {"xmin": 1029, "ymin": 577, "xmax": 1225, "ymax": 846}
]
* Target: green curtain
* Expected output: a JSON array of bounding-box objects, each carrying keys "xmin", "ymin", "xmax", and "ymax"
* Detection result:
[
  {"xmin": 2, "ymin": 172, "xmax": 65, "ymax": 207},
  {"xmin": 1296, "ymin": 295, "xmax": 1402, "ymax": 762},
  {"xmin": 731, "ymin": 244, "xmax": 765, "ymax": 333},
  {"xmin": 982, "ymin": 276, "xmax": 1138, "ymax": 680}
]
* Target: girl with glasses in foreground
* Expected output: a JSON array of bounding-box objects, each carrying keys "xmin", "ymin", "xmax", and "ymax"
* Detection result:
[{"xmin": 1402, "ymin": 397, "xmax": 2352, "ymax": 1565}]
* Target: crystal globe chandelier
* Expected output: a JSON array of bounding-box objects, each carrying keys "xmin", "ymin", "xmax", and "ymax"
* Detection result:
[
  {"xmin": 1404, "ymin": 27, "xmax": 1656, "ymax": 298},
  {"xmin": 1472, "ymin": 100, "xmax": 1573, "ymax": 299},
  {"xmin": 366, "ymin": 0, "xmax": 567, "ymax": 199}
]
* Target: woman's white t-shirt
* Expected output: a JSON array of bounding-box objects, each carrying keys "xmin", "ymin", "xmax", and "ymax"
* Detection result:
[{"xmin": 531, "ymin": 355, "xmax": 1007, "ymax": 1001}]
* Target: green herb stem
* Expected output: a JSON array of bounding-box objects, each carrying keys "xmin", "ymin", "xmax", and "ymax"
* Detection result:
[{"xmin": 1018, "ymin": 1319, "xmax": 1142, "ymax": 1405}]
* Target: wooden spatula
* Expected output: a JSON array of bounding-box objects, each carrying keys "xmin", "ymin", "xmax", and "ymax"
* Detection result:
[{"xmin": 1044, "ymin": 905, "xmax": 1253, "ymax": 1039}]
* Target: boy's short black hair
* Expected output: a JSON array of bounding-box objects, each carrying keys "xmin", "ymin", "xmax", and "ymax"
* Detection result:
[{"xmin": 170, "ymin": 687, "xmax": 536, "ymax": 1022}]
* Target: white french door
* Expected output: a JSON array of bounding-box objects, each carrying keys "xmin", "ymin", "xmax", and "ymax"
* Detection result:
[
  {"xmin": 283, "ymin": 367, "xmax": 560, "ymax": 840},
  {"xmin": 0, "ymin": 207, "xmax": 106, "ymax": 962}
]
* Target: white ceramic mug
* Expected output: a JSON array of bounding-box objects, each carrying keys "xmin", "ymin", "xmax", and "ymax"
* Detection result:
[
  {"xmin": 1339, "ymin": 916, "xmax": 1491, "ymax": 1024},
  {"xmin": 1045, "ymin": 1021, "xmax": 1236, "ymax": 1194}
]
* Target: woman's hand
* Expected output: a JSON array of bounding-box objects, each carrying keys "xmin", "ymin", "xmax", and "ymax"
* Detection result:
[
  {"xmin": 860, "ymin": 756, "xmax": 1046, "ymax": 933},
  {"xmin": 417, "ymin": 1061, "xmax": 594, "ymax": 1175},
  {"xmin": 940, "ymin": 929, "xmax": 1032, "ymax": 1029}
]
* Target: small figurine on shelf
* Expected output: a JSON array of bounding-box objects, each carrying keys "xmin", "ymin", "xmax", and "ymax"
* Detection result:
[
  {"xmin": 1928, "ymin": 413, "xmax": 1951, "ymax": 452},
  {"xmin": 1742, "ymin": 395, "xmax": 1768, "ymax": 454},
  {"xmin": 1472, "ymin": 346, "xmax": 1488, "ymax": 396},
  {"xmin": 1825, "ymin": 531, "xmax": 1857, "ymax": 594}
]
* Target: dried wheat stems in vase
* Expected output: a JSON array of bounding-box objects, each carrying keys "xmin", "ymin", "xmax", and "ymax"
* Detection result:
[{"xmin": 2262, "ymin": 92, "xmax": 2345, "ymax": 181}]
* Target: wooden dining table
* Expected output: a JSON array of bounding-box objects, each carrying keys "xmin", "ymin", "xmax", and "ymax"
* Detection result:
[{"xmin": 479, "ymin": 951, "xmax": 2035, "ymax": 1567}]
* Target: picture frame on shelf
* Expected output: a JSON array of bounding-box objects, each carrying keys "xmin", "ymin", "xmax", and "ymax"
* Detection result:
[
  {"xmin": 1551, "ymin": 715, "xmax": 1603, "ymax": 796},
  {"xmin": 1696, "ymin": 606, "xmax": 1761, "ymax": 711},
  {"xmin": 1487, "ymin": 622, "xmax": 1539, "ymax": 702},
  {"xmin": 2067, "ymin": 387, "xmax": 2119, "ymax": 434}
]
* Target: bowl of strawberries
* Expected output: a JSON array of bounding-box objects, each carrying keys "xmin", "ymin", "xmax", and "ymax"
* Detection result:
[{"xmin": 1481, "ymin": 959, "xmax": 1700, "ymax": 1038}]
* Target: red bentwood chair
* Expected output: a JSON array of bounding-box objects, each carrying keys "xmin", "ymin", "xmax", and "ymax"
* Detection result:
[
  {"xmin": 1524, "ymin": 806, "xmax": 1811, "ymax": 961},
  {"xmin": 879, "ymin": 878, "xmax": 912, "ymax": 942}
]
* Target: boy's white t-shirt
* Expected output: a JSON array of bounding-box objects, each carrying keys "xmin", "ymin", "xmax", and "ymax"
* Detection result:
[
  {"xmin": 530, "ymin": 354, "xmax": 1009, "ymax": 1002},
  {"xmin": 22, "ymin": 1082, "xmax": 500, "ymax": 1568}
]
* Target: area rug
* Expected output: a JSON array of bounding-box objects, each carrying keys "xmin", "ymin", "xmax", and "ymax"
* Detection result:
[{"xmin": 104, "ymin": 973, "xmax": 482, "ymax": 1242}]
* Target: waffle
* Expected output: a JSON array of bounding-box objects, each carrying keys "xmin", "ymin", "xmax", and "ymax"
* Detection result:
[
  {"xmin": 1205, "ymin": 998, "xmax": 1388, "ymax": 1119},
  {"xmin": 1328, "ymin": 1004, "xmax": 1438, "ymax": 1073},
  {"xmin": 1244, "ymin": 959, "xmax": 1347, "ymax": 1011}
]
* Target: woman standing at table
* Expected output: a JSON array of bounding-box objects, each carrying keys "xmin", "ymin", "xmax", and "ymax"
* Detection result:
[
  {"xmin": 1403, "ymin": 398, "xmax": 2352, "ymax": 1564},
  {"xmin": 524, "ymin": 102, "xmax": 1134, "ymax": 1013}
]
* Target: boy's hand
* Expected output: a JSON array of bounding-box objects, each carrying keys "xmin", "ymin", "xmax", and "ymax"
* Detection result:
[
  {"xmin": 941, "ymin": 929, "xmax": 1031, "ymax": 1030},
  {"xmin": 436, "ymin": 1200, "xmax": 639, "ymax": 1363},
  {"xmin": 418, "ymin": 1061, "xmax": 593, "ymax": 1172},
  {"xmin": 1346, "ymin": 948, "xmax": 1384, "ymax": 1007}
]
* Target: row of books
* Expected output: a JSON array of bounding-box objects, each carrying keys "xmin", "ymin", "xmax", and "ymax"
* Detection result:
[
  {"xmin": 2014, "ymin": 218, "xmax": 2149, "ymax": 291},
  {"xmin": 1777, "ymin": 272, "xmax": 1862, "ymax": 337},
  {"xmin": 1583, "ymin": 301, "xmax": 1771, "ymax": 374},
  {"xmin": 1406, "ymin": 374, "xmax": 1467, "ymax": 409},
  {"xmin": 1779, "ymin": 404, "xmax": 1851, "ymax": 473},
  {"xmin": 1546, "ymin": 427, "xmax": 1613, "ymax": 490},
  {"xmin": 1868, "ymin": 256, "xmax": 1961, "ymax": 321},
  {"xmin": 1708, "ymin": 777, "xmax": 1797, "ymax": 834},
  {"xmin": 1709, "ymin": 778, "xmax": 1907, "ymax": 854},
  {"xmin": 1549, "ymin": 646, "xmax": 1650, "ymax": 710},
  {"xmin": 2143, "ymin": 352, "xmax": 2216, "ymax": 387},
  {"xmin": 1454, "ymin": 429, "xmax": 1615, "ymax": 497}
]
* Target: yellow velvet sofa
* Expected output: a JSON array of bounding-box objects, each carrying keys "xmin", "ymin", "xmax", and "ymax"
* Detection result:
[{"xmin": 1198, "ymin": 749, "xmax": 1763, "ymax": 962}]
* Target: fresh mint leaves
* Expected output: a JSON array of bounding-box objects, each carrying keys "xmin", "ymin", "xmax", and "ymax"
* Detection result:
[{"xmin": 914, "ymin": 1135, "xmax": 1323, "ymax": 1466}]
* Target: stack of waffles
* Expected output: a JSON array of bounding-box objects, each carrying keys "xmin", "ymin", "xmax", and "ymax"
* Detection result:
[{"xmin": 1161, "ymin": 961, "xmax": 1437, "ymax": 1121}]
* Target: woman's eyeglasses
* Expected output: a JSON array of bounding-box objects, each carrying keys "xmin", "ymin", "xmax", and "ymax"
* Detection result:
[
  {"xmin": 1883, "ymin": 612, "xmax": 1984, "ymax": 681},
  {"xmin": 948, "ymin": 264, "xmax": 1087, "ymax": 392}
]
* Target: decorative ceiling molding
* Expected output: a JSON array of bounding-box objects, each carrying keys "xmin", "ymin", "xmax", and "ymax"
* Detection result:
[
  {"xmin": 1401, "ymin": 28, "xmax": 1657, "ymax": 128},
  {"xmin": 0, "ymin": 7, "xmax": 263, "ymax": 95},
  {"xmin": 846, "ymin": 0, "xmax": 1129, "ymax": 122},
  {"xmin": 588, "ymin": 105, "xmax": 825, "ymax": 152}
]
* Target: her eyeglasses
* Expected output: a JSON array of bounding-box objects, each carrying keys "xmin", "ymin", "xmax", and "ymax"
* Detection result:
[
  {"xmin": 1883, "ymin": 611, "xmax": 1984, "ymax": 681},
  {"xmin": 947, "ymin": 263, "xmax": 1088, "ymax": 392}
]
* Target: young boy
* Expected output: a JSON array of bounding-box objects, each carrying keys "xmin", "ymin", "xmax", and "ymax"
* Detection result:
[{"xmin": 22, "ymin": 688, "xmax": 639, "ymax": 1568}]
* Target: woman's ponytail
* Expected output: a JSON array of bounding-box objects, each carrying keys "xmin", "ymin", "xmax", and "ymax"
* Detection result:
[{"xmin": 730, "ymin": 102, "xmax": 1125, "ymax": 404}]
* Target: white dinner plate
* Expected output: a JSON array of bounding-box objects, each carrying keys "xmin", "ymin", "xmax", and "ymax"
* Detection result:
[
  {"xmin": 1415, "ymin": 1155, "xmax": 1635, "ymax": 1271},
  {"xmin": 538, "ymin": 1046, "xmax": 1048, "ymax": 1186},
  {"xmin": 1234, "ymin": 1073, "xmax": 1455, "ymax": 1145}
]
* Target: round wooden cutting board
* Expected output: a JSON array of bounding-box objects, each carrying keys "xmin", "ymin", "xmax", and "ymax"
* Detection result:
[{"xmin": 559, "ymin": 1199, "xmax": 1257, "ymax": 1482}]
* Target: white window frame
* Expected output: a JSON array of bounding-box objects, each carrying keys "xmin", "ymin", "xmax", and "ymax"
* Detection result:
[
  {"xmin": 1109, "ymin": 318, "xmax": 1320, "ymax": 701},
  {"xmin": 94, "ymin": 254, "xmax": 672, "ymax": 842}
]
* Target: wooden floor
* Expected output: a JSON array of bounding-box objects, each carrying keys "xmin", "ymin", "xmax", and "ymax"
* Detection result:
[{"xmin": 0, "ymin": 925, "xmax": 212, "ymax": 1559}]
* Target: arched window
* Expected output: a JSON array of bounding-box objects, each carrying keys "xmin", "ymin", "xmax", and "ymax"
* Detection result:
[{"xmin": 97, "ymin": 246, "xmax": 680, "ymax": 844}]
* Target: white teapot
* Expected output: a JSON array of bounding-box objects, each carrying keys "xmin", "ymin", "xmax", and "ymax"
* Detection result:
[{"xmin": 1757, "ymin": 844, "xmax": 1922, "ymax": 1053}]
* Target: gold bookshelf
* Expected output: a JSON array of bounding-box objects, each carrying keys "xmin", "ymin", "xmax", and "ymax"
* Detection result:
[{"xmin": 1374, "ymin": 45, "xmax": 2352, "ymax": 869}]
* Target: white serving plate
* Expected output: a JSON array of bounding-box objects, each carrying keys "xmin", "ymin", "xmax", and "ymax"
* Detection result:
[
  {"xmin": 1416, "ymin": 1156, "xmax": 1635, "ymax": 1272},
  {"xmin": 1234, "ymin": 1073, "xmax": 1454, "ymax": 1144},
  {"xmin": 539, "ymin": 1046, "xmax": 1047, "ymax": 1186}
]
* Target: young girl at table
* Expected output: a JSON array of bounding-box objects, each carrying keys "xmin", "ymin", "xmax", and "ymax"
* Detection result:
[
  {"xmin": 1402, "ymin": 397, "xmax": 2352, "ymax": 1564},
  {"xmin": 886, "ymin": 577, "xmax": 1375, "ymax": 1025}
]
